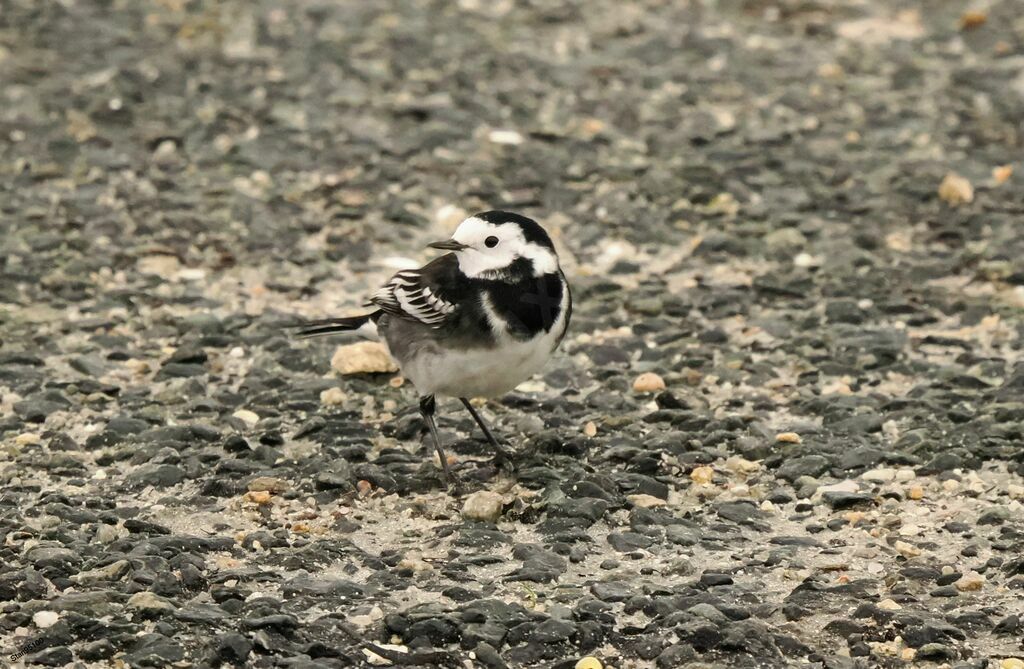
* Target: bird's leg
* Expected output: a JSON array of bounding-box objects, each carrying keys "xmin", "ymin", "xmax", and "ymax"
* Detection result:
[
  {"xmin": 459, "ymin": 398, "xmax": 515, "ymax": 463},
  {"xmin": 420, "ymin": 395, "xmax": 455, "ymax": 486}
]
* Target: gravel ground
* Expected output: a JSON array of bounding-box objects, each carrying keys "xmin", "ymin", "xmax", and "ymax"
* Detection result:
[{"xmin": 3, "ymin": 0, "xmax": 1024, "ymax": 667}]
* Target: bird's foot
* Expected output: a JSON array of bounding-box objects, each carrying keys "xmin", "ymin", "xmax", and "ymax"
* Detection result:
[{"xmin": 494, "ymin": 451, "xmax": 517, "ymax": 477}]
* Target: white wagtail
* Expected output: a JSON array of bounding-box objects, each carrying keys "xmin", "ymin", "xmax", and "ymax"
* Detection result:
[{"xmin": 296, "ymin": 211, "xmax": 572, "ymax": 485}]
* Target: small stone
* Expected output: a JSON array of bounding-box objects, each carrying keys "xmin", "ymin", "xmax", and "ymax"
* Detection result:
[
  {"xmin": 895, "ymin": 469, "xmax": 916, "ymax": 482},
  {"xmin": 959, "ymin": 10, "xmax": 987, "ymax": 29},
  {"xmin": 938, "ymin": 172, "xmax": 974, "ymax": 206},
  {"xmin": 331, "ymin": 341, "xmax": 398, "ymax": 375},
  {"xmin": 633, "ymin": 372, "xmax": 666, "ymax": 393},
  {"xmin": 575, "ymin": 658, "xmax": 603, "ymax": 669},
  {"xmin": 244, "ymin": 491, "xmax": 272, "ymax": 505},
  {"xmin": 463, "ymin": 491, "xmax": 504, "ymax": 523},
  {"xmin": 627, "ymin": 494, "xmax": 666, "ymax": 508},
  {"xmin": 583, "ymin": 421, "xmax": 597, "ymax": 438},
  {"xmin": 894, "ymin": 540, "xmax": 922, "ymax": 558},
  {"xmin": 320, "ymin": 387, "xmax": 347, "ymax": 406},
  {"xmin": 818, "ymin": 480, "xmax": 860, "ymax": 494},
  {"xmin": 1001, "ymin": 659, "xmax": 1024, "ymax": 669},
  {"xmin": 94, "ymin": 524, "xmax": 119, "ymax": 544},
  {"xmin": 15, "ymin": 432, "xmax": 41, "ymax": 445},
  {"xmin": 908, "ymin": 485, "xmax": 924, "ymax": 500},
  {"xmin": 954, "ymin": 570, "xmax": 985, "ymax": 591},
  {"xmin": 776, "ymin": 432, "xmax": 802, "ymax": 444},
  {"xmin": 724, "ymin": 456, "xmax": 760, "ymax": 474},
  {"xmin": 993, "ymin": 165, "xmax": 1013, "ymax": 185},
  {"xmin": 247, "ymin": 476, "xmax": 289, "ymax": 493},
  {"xmin": 916, "ymin": 643, "xmax": 955, "ymax": 661},
  {"xmin": 33, "ymin": 611, "xmax": 60, "ymax": 628},
  {"xmin": 127, "ymin": 591, "xmax": 174, "ymax": 615},
  {"xmin": 862, "ymin": 468, "xmax": 896, "ymax": 483},
  {"xmin": 877, "ymin": 598, "xmax": 902, "ymax": 611},
  {"xmin": 363, "ymin": 644, "xmax": 409, "ymax": 666},
  {"xmin": 73, "ymin": 559, "xmax": 131, "ymax": 585},
  {"xmin": 823, "ymin": 491, "xmax": 875, "ymax": 510},
  {"xmin": 396, "ymin": 556, "xmax": 433, "ymax": 573},
  {"xmin": 487, "ymin": 129, "xmax": 524, "ymax": 145},
  {"xmin": 232, "ymin": 409, "xmax": 260, "ymax": 427},
  {"xmin": 842, "ymin": 511, "xmax": 866, "ymax": 525},
  {"xmin": 690, "ymin": 465, "xmax": 714, "ymax": 485},
  {"xmin": 137, "ymin": 254, "xmax": 180, "ymax": 277}
]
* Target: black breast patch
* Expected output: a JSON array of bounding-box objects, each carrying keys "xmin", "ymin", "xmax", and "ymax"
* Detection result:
[{"xmin": 484, "ymin": 271, "xmax": 565, "ymax": 340}]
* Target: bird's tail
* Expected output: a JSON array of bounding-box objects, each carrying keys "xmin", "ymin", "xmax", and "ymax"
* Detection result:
[{"xmin": 292, "ymin": 312, "xmax": 380, "ymax": 339}]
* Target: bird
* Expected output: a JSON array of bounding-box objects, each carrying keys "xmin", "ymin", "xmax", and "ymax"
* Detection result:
[{"xmin": 295, "ymin": 210, "xmax": 572, "ymax": 486}]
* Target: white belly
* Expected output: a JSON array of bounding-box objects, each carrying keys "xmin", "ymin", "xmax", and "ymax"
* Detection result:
[{"xmin": 402, "ymin": 334, "xmax": 555, "ymax": 398}]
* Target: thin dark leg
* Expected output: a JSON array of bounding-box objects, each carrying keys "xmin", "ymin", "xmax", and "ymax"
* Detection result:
[
  {"xmin": 419, "ymin": 395, "xmax": 452, "ymax": 484},
  {"xmin": 459, "ymin": 398, "xmax": 514, "ymax": 461}
]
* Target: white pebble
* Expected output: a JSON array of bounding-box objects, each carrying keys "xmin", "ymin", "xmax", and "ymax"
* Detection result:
[
  {"xmin": 462, "ymin": 491, "xmax": 504, "ymax": 523},
  {"xmin": 862, "ymin": 468, "xmax": 896, "ymax": 483},
  {"xmin": 487, "ymin": 129, "xmax": 524, "ymax": 145},
  {"xmin": 33, "ymin": 611, "xmax": 59, "ymax": 628},
  {"xmin": 232, "ymin": 409, "xmax": 260, "ymax": 427}
]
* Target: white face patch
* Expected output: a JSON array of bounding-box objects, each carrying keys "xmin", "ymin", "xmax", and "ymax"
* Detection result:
[{"xmin": 450, "ymin": 216, "xmax": 559, "ymax": 278}]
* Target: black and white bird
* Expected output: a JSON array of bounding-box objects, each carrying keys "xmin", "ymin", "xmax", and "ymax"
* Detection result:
[{"xmin": 296, "ymin": 211, "xmax": 571, "ymax": 485}]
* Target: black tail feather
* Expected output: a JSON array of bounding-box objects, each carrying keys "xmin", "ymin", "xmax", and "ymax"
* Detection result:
[{"xmin": 292, "ymin": 312, "xmax": 378, "ymax": 338}]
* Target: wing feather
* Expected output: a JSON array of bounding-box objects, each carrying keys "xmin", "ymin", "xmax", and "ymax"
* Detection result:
[{"xmin": 368, "ymin": 258, "xmax": 460, "ymax": 328}]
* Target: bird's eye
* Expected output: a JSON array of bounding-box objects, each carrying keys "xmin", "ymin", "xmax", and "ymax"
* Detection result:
[{"xmin": 484, "ymin": 236, "xmax": 499, "ymax": 248}]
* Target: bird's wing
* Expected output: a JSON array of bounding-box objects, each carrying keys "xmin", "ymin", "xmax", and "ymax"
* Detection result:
[{"xmin": 366, "ymin": 254, "xmax": 461, "ymax": 328}]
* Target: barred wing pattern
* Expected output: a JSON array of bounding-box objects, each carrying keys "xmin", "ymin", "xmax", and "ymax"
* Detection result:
[{"xmin": 367, "ymin": 267, "xmax": 457, "ymax": 328}]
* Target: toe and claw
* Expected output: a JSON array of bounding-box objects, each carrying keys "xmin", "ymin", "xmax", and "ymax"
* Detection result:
[{"xmin": 419, "ymin": 395, "xmax": 515, "ymax": 491}]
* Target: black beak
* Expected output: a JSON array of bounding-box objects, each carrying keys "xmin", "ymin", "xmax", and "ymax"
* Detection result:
[{"xmin": 427, "ymin": 239, "xmax": 468, "ymax": 251}]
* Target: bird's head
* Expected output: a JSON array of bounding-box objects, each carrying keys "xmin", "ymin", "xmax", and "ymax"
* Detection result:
[{"xmin": 428, "ymin": 211, "xmax": 559, "ymax": 278}]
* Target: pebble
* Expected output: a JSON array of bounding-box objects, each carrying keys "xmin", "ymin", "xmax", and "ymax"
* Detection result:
[
  {"xmin": 690, "ymin": 466, "xmax": 714, "ymax": 485},
  {"xmin": 775, "ymin": 432, "xmax": 802, "ymax": 444},
  {"xmin": 320, "ymin": 387, "xmax": 347, "ymax": 405},
  {"xmin": 487, "ymin": 129, "xmax": 524, "ymax": 145},
  {"xmin": 73, "ymin": 559, "xmax": 131, "ymax": 584},
  {"xmin": 627, "ymin": 494, "xmax": 667, "ymax": 508},
  {"xmin": 861, "ymin": 468, "xmax": 896, "ymax": 483},
  {"xmin": 331, "ymin": 341, "xmax": 398, "ymax": 375},
  {"xmin": 127, "ymin": 591, "xmax": 175, "ymax": 615},
  {"xmin": 632, "ymin": 372, "xmax": 666, "ymax": 393},
  {"xmin": 1001, "ymin": 660, "xmax": 1024, "ymax": 669},
  {"xmin": 247, "ymin": 476, "xmax": 290, "ymax": 493},
  {"xmin": 244, "ymin": 490, "xmax": 272, "ymax": 505},
  {"xmin": 954, "ymin": 571, "xmax": 985, "ymax": 592},
  {"xmin": 232, "ymin": 409, "xmax": 260, "ymax": 427},
  {"xmin": 724, "ymin": 456, "xmax": 760, "ymax": 474},
  {"xmin": 894, "ymin": 541, "xmax": 922, "ymax": 558},
  {"xmin": 33, "ymin": 610, "xmax": 60, "ymax": 628},
  {"xmin": 462, "ymin": 491, "xmax": 504, "ymax": 523},
  {"xmin": 938, "ymin": 172, "xmax": 974, "ymax": 206},
  {"xmin": 15, "ymin": 432, "xmax": 41, "ymax": 445},
  {"xmin": 364, "ymin": 644, "xmax": 409, "ymax": 665},
  {"xmin": 575, "ymin": 658, "xmax": 603, "ymax": 669}
]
